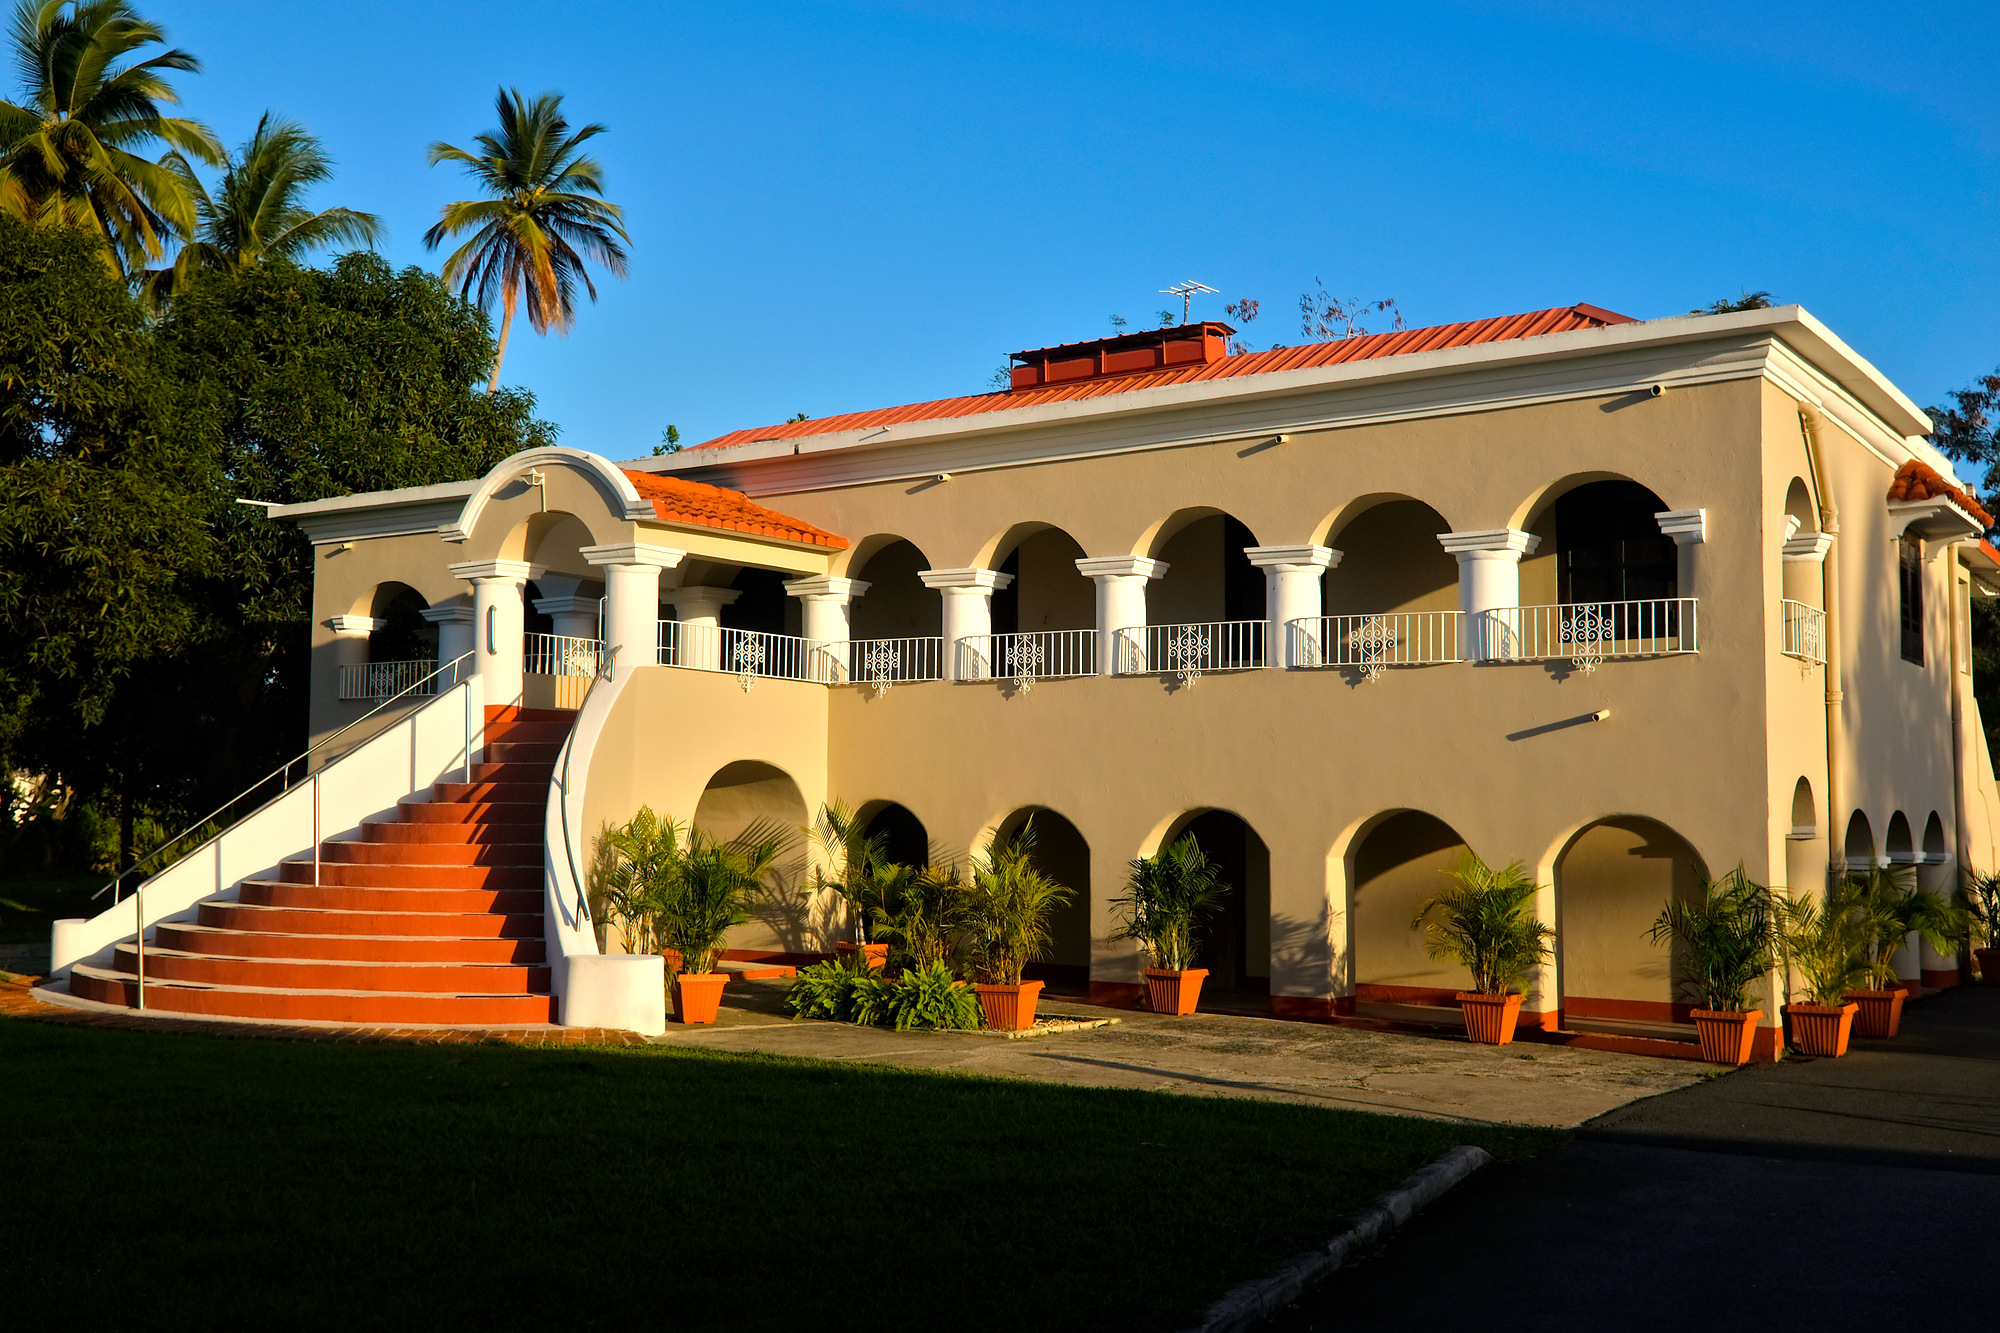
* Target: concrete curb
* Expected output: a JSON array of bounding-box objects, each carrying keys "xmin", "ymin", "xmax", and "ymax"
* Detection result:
[{"xmin": 1183, "ymin": 1144, "xmax": 1494, "ymax": 1333}]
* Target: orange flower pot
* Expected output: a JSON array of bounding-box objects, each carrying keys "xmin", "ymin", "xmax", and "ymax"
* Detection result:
[
  {"xmin": 1143, "ymin": 967, "xmax": 1208, "ymax": 1016},
  {"xmin": 662, "ymin": 948, "xmax": 684, "ymax": 974},
  {"xmin": 835, "ymin": 941, "xmax": 889, "ymax": 971},
  {"xmin": 1843, "ymin": 988, "xmax": 1905, "ymax": 1039},
  {"xmin": 1690, "ymin": 1008, "xmax": 1761, "ymax": 1065},
  {"xmin": 973, "ymin": 980, "xmax": 1044, "ymax": 1031},
  {"xmin": 1975, "ymin": 948, "xmax": 2000, "ymax": 986},
  {"xmin": 1785, "ymin": 1002, "xmax": 1858, "ymax": 1057},
  {"xmin": 672, "ymin": 971, "xmax": 729, "ymax": 1025},
  {"xmin": 1456, "ymin": 992, "xmax": 1523, "ymax": 1046}
]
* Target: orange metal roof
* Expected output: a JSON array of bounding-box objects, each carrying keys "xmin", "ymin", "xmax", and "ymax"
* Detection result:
[
  {"xmin": 694, "ymin": 304, "xmax": 1636, "ymax": 450},
  {"xmin": 622, "ymin": 470, "xmax": 847, "ymax": 549},
  {"xmin": 1889, "ymin": 460, "xmax": 1994, "ymax": 528}
]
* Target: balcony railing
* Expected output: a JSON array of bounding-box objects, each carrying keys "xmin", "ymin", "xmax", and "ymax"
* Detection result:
[
  {"xmin": 961, "ymin": 630, "xmax": 1098, "ymax": 687},
  {"xmin": 1490, "ymin": 599, "xmax": 1698, "ymax": 668},
  {"xmin": 1781, "ymin": 599, "xmax": 1826, "ymax": 665},
  {"xmin": 817, "ymin": 636, "xmax": 947, "ymax": 691},
  {"xmin": 1119, "ymin": 621, "xmax": 1266, "ymax": 679},
  {"xmin": 659, "ymin": 621, "xmax": 815, "ymax": 685},
  {"xmin": 337, "ymin": 659, "xmax": 441, "ymax": 701},
  {"xmin": 1293, "ymin": 612, "xmax": 1464, "ymax": 678},
  {"xmin": 524, "ymin": 633, "xmax": 604, "ymax": 677}
]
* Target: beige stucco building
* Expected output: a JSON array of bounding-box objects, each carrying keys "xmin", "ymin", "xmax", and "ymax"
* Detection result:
[{"xmin": 77, "ymin": 301, "xmax": 1996, "ymax": 1046}]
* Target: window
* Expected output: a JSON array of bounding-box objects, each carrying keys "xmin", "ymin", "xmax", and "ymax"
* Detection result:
[
  {"xmin": 1899, "ymin": 533, "xmax": 1924, "ymax": 665},
  {"xmin": 1556, "ymin": 481, "xmax": 1678, "ymax": 604}
]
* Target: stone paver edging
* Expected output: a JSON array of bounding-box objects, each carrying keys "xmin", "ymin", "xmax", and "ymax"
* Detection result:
[{"xmin": 1185, "ymin": 1145, "xmax": 1493, "ymax": 1333}]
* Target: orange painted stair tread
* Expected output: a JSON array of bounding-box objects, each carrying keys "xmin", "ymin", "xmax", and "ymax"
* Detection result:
[{"xmin": 71, "ymin": 705, "xmax": 574, "ymax": 1025}]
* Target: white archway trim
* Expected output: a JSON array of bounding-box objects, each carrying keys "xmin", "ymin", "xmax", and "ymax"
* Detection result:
[{"xmin": 440, "ymin": 446, "xmax": 655, "ymax": 544}]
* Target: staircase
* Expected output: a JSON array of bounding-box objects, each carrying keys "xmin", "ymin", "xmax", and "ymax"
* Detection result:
[{"xmin": 69, "ymin": 707, "xmax": 574, "ymax": 1025}]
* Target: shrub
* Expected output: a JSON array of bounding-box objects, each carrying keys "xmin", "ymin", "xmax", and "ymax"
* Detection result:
[
  {"xmin": 1646, "ymin": 865, "xmax": 1774, "ymax": 1013},
  {"xmin": 884, "ymin": 960, "xmax": 982, "ymax": 1031},
  {"xmin": 1776, "ymin": 892, "xmax": 1874, "ymax": 1006},
  {"xmin": 1111, "ymin": 835, "xmax": 1224, "ymax": 972},
  {"xmin": 964, "ymin": 820, "xmax": 1070, "ymax": 986},
  {"xmin": 1410, "ymin": 853, "xmax": 1554, "ymax": 996}
]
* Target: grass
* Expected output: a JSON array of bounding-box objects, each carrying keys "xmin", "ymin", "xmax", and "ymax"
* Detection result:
[
  {"xmin": 2, "ymin": 1013, "xmax": 1561, "ymax": 1330},
  {"xmin": 0, "ymin": 870, "xmax": 99, "ymax": 949}
]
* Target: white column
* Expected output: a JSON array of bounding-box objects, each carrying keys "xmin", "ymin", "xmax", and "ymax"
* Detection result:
[
  {"xmin": 325, "ymin": 614, "xmax": 383, "ymax": 700},
  {"xmin": 664, "ymin": 586, "xmax": 741, "ymax": 672},
  {"xmin": 919, "ymin": 567, "xmax": 1014, "ymax": 681},
  {"xmin": 1074, "ymin": 556, "xmax": 1167, "ymax": 675},
  {"xmin": 785, "ymin": 575, "xmax": 871, "ymax": 682},
  {"xmin": 1656, "ymin": 508, "xmax": 1707, "ymax": 602},
  {"xmin": 1245, "ymin": 545, "xmax": 1340, "ymax": 668},
  {"xmin": 582, "ymin": 543, "xmax": 684, "ymax": 681},
  {"xmin": 534, "ymin": 595, "xmax": 601, "ymax": 641},
  {"xmin": 448, "ymin": 559, "xmax": 543, "ymax": 707},
  {"xmin": 1437, "ymin": 529, "xmax": 1540, "ymax": 662},
  {"xmin": 419, "ymin": 603, "xmax": 474, "ymax": 684}
]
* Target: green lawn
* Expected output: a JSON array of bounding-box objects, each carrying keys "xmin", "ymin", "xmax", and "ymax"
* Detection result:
[
  {"xmin": 0, "ymin": 871, "xmax": 99, "ymax": 950},
  {"xmin": 2, "ymin": 1015, "xmax": 1560, "ymax": 1330}
]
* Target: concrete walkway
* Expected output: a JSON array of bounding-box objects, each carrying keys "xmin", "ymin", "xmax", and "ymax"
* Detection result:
[{"xmin": 1267, "ymin": 982, "xmax": 2000, "ymax": 1331}]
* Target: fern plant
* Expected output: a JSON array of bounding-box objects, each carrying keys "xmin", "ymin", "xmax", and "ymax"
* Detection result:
[
  {"xmin": 1646, "ymin": 866, "xmax": 1773, "ymax": 1013},
  {"xmin": 884, "ymin": 960, "xmax": 982, "ymax": 1031},
  {"xmin": 1111, "ymin": 835, "xmax": 1225, "ymax": 972},
  {"xmin": 1410, "ymin": 853, "xmax": 1554, "ymax": 996}
]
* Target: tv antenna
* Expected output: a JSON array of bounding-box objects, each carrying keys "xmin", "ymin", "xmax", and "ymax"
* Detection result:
[{"xmin": 1160, "ymin": 280, "xmax": 1217, "ymax": 324}]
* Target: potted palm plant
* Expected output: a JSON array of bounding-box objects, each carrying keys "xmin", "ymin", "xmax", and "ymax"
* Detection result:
[
  {"xmin": 658, "ymin": 823, "xmax": 783, "ymax": 1025},
  {"xmin": 1962, "ymin": 870, "xmax": 2000, "ymax": 986},
  {"xmin": 1776, "ymin": 891, "xmax": 1871, "ymax": 1056},
  {"xmin": 1840, "ymin": 866, "xmax": 1965, "ymax": 1037},
  {"xmin": 1111, "ymin": 835, "xmax": 1225, "ymax": 1016},
  {"xmin": 1410, "ymin": 853, "xmax": 1554, "ymax": 1046},
  {"xmin": 963, "ymin": 820, "xmax": 1071, "ymax": 1031},
  {"xmin": 1646, "ymin": 866, "xmax": 1773, "ymax": 1065},
  {"xmin": 875, "ymin": 864, "xmax": 969, "ymax": 972},
  {"xmin": 810, "ymin": 801, "xmax": 891, "ymax": 970}
]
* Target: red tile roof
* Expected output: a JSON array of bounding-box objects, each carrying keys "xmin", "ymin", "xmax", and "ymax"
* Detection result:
[
  {"xmin": 693, "ymin": 304, "xmax": 1636, "ymax": 450},
  {"xmin": 622, "ymin": 470, "xmax": 847, "ymax": 549},
  {"xmin": 1889, "ymin": 460, "xmax": 1993, "ymax": 529}
]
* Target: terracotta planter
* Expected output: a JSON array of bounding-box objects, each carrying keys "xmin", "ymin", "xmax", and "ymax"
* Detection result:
[
  {"xmin": 672, "ymin": 971, "xmax": 729, "ymax": 1025},
  {"xmin": 1785, "ymin": 1002, "xmax": 1859, "ymax": 1057},
  {"xmin": 1143, "ymin": 967, "xmax": 1208, "ymax": 1016},
  {"xmin": 1456, "ymin": 991, "xmax": 1523, "ymax": 1046},
  {"xmin": 973, "ymin": 980, "xmax": 1044, "ymax": 1031},
  {"xmin": 1976, "ymin": 948, "xmax": 2000, "ymax": 986},
  {"xmin": 1844, "ymin": 988, "xmax": 1906, "ymax": 1039},
  {"xmin": 835, "ymin": 941, "xmax": 889, "ymax": 971},
  {"xmin": 1690, "ymin": 1008, "xmax": 1761, "ymax": 1065}
]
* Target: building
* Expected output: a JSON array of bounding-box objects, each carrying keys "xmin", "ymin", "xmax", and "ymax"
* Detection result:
[{"xmin": 48, "ymin": 303, "xmax": 2000, "ymax": 1050}]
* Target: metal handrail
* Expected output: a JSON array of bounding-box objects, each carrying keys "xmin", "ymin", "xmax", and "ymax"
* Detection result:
[
  {"xmin": 558, "ymin": 645, "xmax": 618, "ymax": 927},
  {"xmin": 92, "ymin": 651, "xmax": 476, "ymax": 906}
]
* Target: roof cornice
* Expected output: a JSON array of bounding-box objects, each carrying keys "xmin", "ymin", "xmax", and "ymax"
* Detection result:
[{"xmin": 272, "ymin": 479, "xmax": 478, "ymax": 545}]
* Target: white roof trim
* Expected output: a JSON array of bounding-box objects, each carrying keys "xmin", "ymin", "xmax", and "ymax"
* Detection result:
[
  {"xmin": 273, "ymin": 479, "xmax": 479, "ymax": 545},
  {"xmin": 440, "ymin": 446, "xmax": 655, "ymax": 543}
]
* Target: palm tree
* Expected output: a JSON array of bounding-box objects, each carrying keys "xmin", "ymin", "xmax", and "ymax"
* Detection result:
[
  {"xmin": 143, "ymin": 112, "xmax": 382, "ymax": 299},
  {"xmin": 0, "ymin": 0, "xmax": 221, "ymax": 275},
  {"xmin": 424, "ymin": 87, "xmax": 629, "ymax": 392}
]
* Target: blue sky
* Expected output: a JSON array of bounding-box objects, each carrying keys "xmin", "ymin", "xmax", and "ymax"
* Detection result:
[{"xmin": 149, "ymin": 1, "xmax": 2000, "ymax": 461}]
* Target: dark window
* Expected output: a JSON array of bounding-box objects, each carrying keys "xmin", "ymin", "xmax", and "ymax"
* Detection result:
[
  {"xmin": 1555, "ymin": 481, "xmax": 1678, "ymax": 604},
  {"xmin": 1222, "ymin": 515, "xmax": 1264, "ymax": 622},
  {"xmin": 1900, "ymin": 534, "xmax": 1924, "ymax": 665},
  {"xmin": 990, "ymin": 548, "xmax": 1020, "ymax": 637}
]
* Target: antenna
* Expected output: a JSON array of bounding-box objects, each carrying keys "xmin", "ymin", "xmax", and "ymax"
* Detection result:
[{"xmin": 1160, "ymin": 280, "xmax": 1218, "ymax": 324}]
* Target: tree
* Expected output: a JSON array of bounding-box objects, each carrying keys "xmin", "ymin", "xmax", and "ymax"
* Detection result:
[
  {"xmin": 0, "ymin": 0, "xmax": 221, "ymax": 276},
  {"xmin": 1929, "ymin": 365, "xmax": 2000, "ymax": 766},
  {"xmin": 143, "ymin": 112, "xmax": 382, "ymax": 300},
  {"xmin": 1299, "ymin": 279, "xmax": 1403, "ymax": 341},
  {"xmin": 424, "ymin": 87, "xmax": 630, "ymax": 392},
  {"xmin": 1692, "ymin": 291, "xmax": 1773, "ymax": 315}
]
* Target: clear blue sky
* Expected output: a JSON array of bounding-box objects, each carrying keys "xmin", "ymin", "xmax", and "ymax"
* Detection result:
[{"xmin": 152, "ymin": 1, "xmax": 2000, "ymax": 461}]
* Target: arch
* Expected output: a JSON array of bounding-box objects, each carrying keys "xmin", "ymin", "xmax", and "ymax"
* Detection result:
[
  {"xmin": 1509, "ymin": 470, "xmax": 1675, "ymax": 533},
  {"xmin": 972, "ymin": 521, "xmax": 1056, "ymax": 571},
  {"xmin": 1844, "ymin": 811, "xmax": 1876, "ymax": 870},
  {"xmin": 1557, "ymin": 816, "xmax": 1708, "ymax": 1024},
  {"xmin": 850, "ymin": 538, "xmax": 941, "ymax": 640},
  {"xmin": 1923, "ymin": 811, "xmax": 1948, "ymax": 863},
  {"xmin": 1312, "ymin": 492, "xmax": 1459, "ymax": 548},
  {"xmin": 990, "ymin": 525, "xmax": 1093, "ymax": 637},
  {"xmin": 1146, "ymin": 510, "xmax": 1264, "ymax": 626},
  {"xmin": 1154, "ymin": 808, "xmax": 1270, "ymax": 995},
  {"xmin": 1511, "ymin": 477, "xmax": 1679, "ymax": 610},
  {"xmin": 1784, "ymin": 477, "xmax": 1817, "ymax": 536},
  {"xmin": 365, "ymin": 582, "xmax": 435, "ymax": 663},
  {"xmin": 1321, "ymin": 497, "xmax": 1458, "ymax": 618},
  {"xmin": 1790, "ymin": 777, "xmax": 1817, "ymax": 838},
  {"xmin": 994, "ymin": 807, "xmax": 1092, "ymax": 990},
  {"xmin": 693, "ymin": 761, "xmax": 811, "ymax": 956},
  {"xmin": 837, "ymin": 531, "xmax": 930, "ymax": 579},
  {"xmin": 441, "ymin": 446, "xmax": 653, "ymax": 544},
  {"xmin": 1348, "ymin": 810, "xmax": 1472, "ymax": 1004},
  {"xmin": 1885, "ymin": 811, "xmax": 1916, "ymax": 864},
  {"xmin": 856, "ymin": 801, "xmax": 930, "ymax": 870}
]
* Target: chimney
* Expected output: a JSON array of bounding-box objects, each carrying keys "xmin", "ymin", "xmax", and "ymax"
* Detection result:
[{"xmin": 1007, "ymin": 322, "xmax": 1235, "ymax": 391}]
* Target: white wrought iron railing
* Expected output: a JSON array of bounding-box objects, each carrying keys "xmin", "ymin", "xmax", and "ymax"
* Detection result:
[
  {"xmin": 659, "ymin": 621, "xmax": 814, "ymax": 687},
  {"xmin": 961, "ymin": 630, "xmax": 1098, "ymax": 689},
  {"xmin": 816, "ymin": 636, "xmax": 946, "ymax": 693},
  {"xmin": 1490, "ymin": 599, "xmax": 1698, "ymax": 670},
  {"xmin": 1119, "ymin": 621, "xmax": 1266, "ymax": 681},
  {"xmin": 523, "ymin": 632, "xmax": 604, "ymax": 677},
  {"xmin": 1291, "ymin": 612, "xmax": 1464, "ymax": 679},
  {"xmin": 337, "ymin": 659, "xmax": 440, "ymax": 701},
  {"xmin": 1781, "ymin": 599, "xmax": 1826, "ymax": 665}
]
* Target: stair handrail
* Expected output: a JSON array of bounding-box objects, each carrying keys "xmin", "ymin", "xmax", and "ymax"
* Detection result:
[
  {"xmin": 556, "ymin": 644, "xmax": 618, "ymax": 927},
  {"xmin": 91, "ymin": 652, "xmax": 477, "ymax": 906}
]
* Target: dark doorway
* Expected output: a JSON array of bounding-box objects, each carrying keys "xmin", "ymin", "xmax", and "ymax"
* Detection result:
[
  {"xmin": 864, "ymin": 803, "xmax": 929, "ymax": 869},
  {"xmin": 998, "ymin": 807, "xmax": 1091, "ymax": 992},
  {"xmin": 1175, "ymin": 810, "xmax": 1270, "ymax": 994}
]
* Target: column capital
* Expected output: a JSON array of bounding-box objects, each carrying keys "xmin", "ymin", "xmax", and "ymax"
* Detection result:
[
  {"xmin": 1655, "ymin": 508, "xmax": 1707, "ymax": 545},
  {"xmin": 419, "ymin": 604, "xmax": 474, "ymax": 626},
  {"xmin": 1782, "ymin": 532, "xmax": 1835, "ymax": 563},
  {"xmin": 448, "ymin": 558, "xmax": 545, "ymax": 583},
  {"xmin": 664, "ymin": 586, "xmax": 742, "ymax": 611},
  {"xmin": 1243, "ymin": 544, "xmax": 1341, "ymax": 571},
  {"xmin": 325, "ymin": 614, "xmax": 385, "ymax": 634},
  {"xmin": 1074, "ymin": 555, "xmax": 1168, "ymax": 581},
  {"xmin": 783, "ymin": 575, "xmax": 871, "ymax": 601},
  {"xmin": 579, "ymin": 542, "xmax": 686, "ymax": 570},
  {"xmin": 533, "ymin": 595, "xmax": 601, "ymax": 618},
  {"xmin": 920, "ymin": 567, "xmax": 1015, "ymax": 592},
  {"xmin": 1437, "ymin": 529, "xmax": 1540, "ymax": 558}
]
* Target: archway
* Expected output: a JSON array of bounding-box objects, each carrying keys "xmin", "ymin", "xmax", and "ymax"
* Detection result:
[
  {"xmin": 1322, "ymin": 498, "xmax": 1457, "ymax": 618},
  {"xmin": 995, "ymin": 807, "xmax": 1091, "ymax": 992},
  {"xmin": 693, "ymin": 761, "xmax": 811, "ymax": 957},
  {"xmin": 1557, "ymin": 817, "xmax": 1707, "ymax": 1024},
  {"xmin": 1791, "ymin": 778, "xmax": 1817, "ymax": 838},
  {"xmin": 849, "ymin": 538, "xmax": 940, "ymax": 641},
  {"xmin": 1885, "ymin": 811, "xmax": 1915, "ymax": 864},
  {"xmin": 366, "ymin": 582, "xmax": 435, "ymax": 664},
  {"xmin": 860, "ymin": 801, "xmax": 930, "ymax": 870},
  {"xmin": 1923, "ymin": 812, "xmax": 1948, "ymax": 863},
  {"xmin": 1162, "ymin": 809, "xmax": 1270, "ymax": 996},
  {"xmin": 988, "ymin": 526, "xmax": 1093, "ymax": 639},
  {"xmin": 1350, "ymin": 811, "xmax": 1471, "ymax": 1005},
  {"xmin": 1146, "ymin": 509, "xmax": 1264, "ymax": 627},
  {"xmin": 1845, "ymin": 811, "xmax": 1876, "ymax": 871}
]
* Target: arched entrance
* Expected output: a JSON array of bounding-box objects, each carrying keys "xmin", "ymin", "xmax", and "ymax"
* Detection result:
[
  {"xmin": 849, "ymin": 538, "xmax": 941, "ymax": 640},
  {"xmin": 1558, "ymin": 817, "xmax": 1707, "ymax": 1024},
  {"xmin": 692, "ymin": 761, "xmax": 810, "ymax": 955},
  {"xmin": 1162, "ymin": 809, "xmax": 1270, "ymax": 996},
  {"xmin": 1350, "ymin": 811, "xmax": 1471, "ymax": 1005},
  {"xmin": 860, "ymin": 801, "xmax": 930, "ymax": 869},
  {"xmin": 995, "ymin": 807, "xmax": 1091, "ymax": 992}
]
